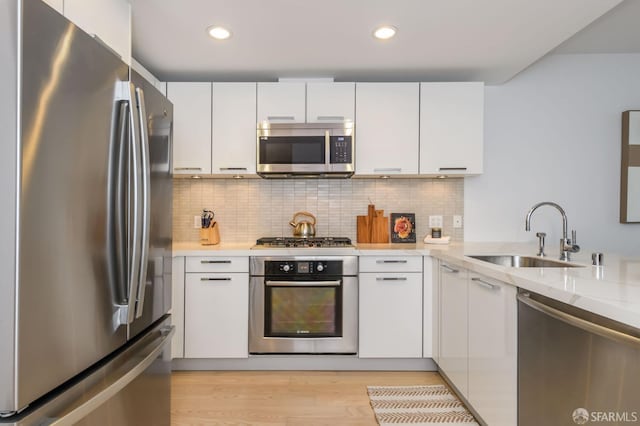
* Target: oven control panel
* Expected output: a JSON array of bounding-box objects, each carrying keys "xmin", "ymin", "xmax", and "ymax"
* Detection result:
[{"xmin": 265, "ymin": 260, "xmax": 343, "ymax": 275}]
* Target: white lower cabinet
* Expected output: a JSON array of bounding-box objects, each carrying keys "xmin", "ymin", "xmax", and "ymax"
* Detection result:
[
  {"xmin": 184, "ymin": 272, "xmax": 248, "ymax": 358},
  {"xmin": 438, "ymin": 262, "xmax": 469, "ymax": 397},
  {"xmin": 359, "ymin": 271, "xmax": 423, "ymax": 358},
  {"xmin": 436, "ymin": 261, "xmax": 518, "ymax": 425},
  {"xmin": 468, "ymin": 273, "xmax": 517, "ymax": 426}
]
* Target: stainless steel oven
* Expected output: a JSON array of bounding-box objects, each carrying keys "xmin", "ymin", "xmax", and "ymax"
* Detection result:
[
  {"xmin": 256, "ymin": 122, "xmax": 354, "ymax": 178},
  {"xmin": 249, "ymin": 256, "xmax": 358, "ymax": 354}
]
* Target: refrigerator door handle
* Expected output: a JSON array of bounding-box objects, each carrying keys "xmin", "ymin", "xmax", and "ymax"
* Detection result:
[
  {"xmin": 110, "ymin": 99, "xmax": 135, "ymax": 328},
  {"xmin": 47, "ymin": 326, "xmax": 174, "ymax": 426},
  {"xmin": 134, "ymin": 87, "xmax": 151, "ymax": 319},
  {"xmin": 127, "ymin": 82, "xmax": 143, "ymax": 324}
]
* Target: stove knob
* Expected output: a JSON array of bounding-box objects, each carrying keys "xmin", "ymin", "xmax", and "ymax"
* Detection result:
[
  {"xmin": 283, "ymin": 264, "xmax": 291, "ymax": 272},
  {"xmin": 316, "ymin": 263, "xmax": 324, "ymax": 272}
]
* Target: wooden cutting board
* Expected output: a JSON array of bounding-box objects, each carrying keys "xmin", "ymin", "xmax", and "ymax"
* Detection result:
[
  {"xmin": 357, "ymin": 215, "xmax": 371, "ymax": 243},
  {"xmin": 371, "ymin": 212, "xmax": 389, "ymax": 243}
]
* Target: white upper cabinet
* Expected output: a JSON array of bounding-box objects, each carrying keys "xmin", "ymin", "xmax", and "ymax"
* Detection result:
[
  {"xmin": 64, "ymin": 0, "xmax": 131, "ymax": 64},
  {"xmin": 419, "ymin": 82, "xmax": 484, "ymax": 175},
  {"xmin": 167, "ymin": 82, "xmax": 212, "ymax": 175},
  {"xmin": 42, "ymin": 0, "xmax": 63, "ymax": 14},
  {"xmin": 355, "ymin": 83, "xmax": 420, "ymax": 175},
  {"xmin": 212, "ymin": 83, "xmax": 257, "ymax": 175},
  {"xmin": 306, "ymin": 83, "xmax": 355, "ymax": 123},
  {"xmin": 257, "ymin": 82, "xmax": 306, "ymax": 123}
]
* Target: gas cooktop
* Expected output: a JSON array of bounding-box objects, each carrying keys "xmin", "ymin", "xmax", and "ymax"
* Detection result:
[{"xmin": 254, "ymin": 237, "xmax": 353, "ymax": 248}]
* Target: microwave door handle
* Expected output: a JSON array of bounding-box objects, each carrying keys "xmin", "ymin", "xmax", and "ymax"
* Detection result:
[{"xmin": 325, "ymin": 130, "xmax": 330, "ymax": 166}]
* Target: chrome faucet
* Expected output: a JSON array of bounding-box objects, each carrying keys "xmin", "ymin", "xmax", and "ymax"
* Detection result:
[{"xmin": 525, "ymin": 202, "xmax": 580, "ymax": 261}]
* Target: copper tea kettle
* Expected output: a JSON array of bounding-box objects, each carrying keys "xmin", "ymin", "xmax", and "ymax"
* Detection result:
[{"xmin": 289, "ymin": 211, "xmax": 316, "ymax": 237}]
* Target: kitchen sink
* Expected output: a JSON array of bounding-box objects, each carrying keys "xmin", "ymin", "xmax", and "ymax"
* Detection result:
[{"xmin": 467, "ymin": 255, "xmax": 584, "ymax": 268}]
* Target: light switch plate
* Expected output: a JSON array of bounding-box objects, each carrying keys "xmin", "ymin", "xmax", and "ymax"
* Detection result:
[
  {"xmin": 194, "ymin": 215, "xmax": 201, "ymax": 229},
  {"xmin": 453, "ymin": 215, "xmax": 463, "ymax": 228},
  {"xmin": 429, "ymin": 215, "xmax": 443, "ymax": 228}
]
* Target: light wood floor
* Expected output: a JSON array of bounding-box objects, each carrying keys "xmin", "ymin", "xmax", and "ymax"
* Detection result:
[{"xmin": 171, "ymin": 371, "xmax": 444, "ymax": 426}]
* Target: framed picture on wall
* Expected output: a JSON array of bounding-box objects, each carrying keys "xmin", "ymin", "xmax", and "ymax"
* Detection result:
[{"xmin": 390, "ymin": 213, "xmax": 416, "ymax": 243}]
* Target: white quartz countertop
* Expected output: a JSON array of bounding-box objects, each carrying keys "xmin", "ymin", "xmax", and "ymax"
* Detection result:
[{"xmin": 172, "ymin": 241, "xmax": 640, "ymax": 329}]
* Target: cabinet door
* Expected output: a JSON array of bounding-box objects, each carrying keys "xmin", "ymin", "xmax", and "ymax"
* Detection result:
[
  {"xmin": 419, "ymin": 82, "xmax": 484, "ymax": 175},
  {"xmin": 257, "ymin": 82, "xmax": 305, "ymax": 123},
  {"xmin": 184, "ymin": 273, "xmax": 248, "ymax": 358},
  {"xmin": 306, "ymin": 83, "xmax": 355, "ymax": 123},
  {"xmin": 359, "ymin": 272, "xmax": 423, "ymax": 358},
  {"xmin": 212, "ymin": 83, "xmax": 257, "ymax": 175},
  {"xmin": 439, "ymin": 263, "xmax": 469, "ymax": 397},
  {"xmin": 42, "ymin": 0, "xmax": 63, "ymax": 14},
  {"xmin": 171, "ymin": 257, "xmax": 185, "ymax": 359},
  {"xmin": 64, "ymin": 0, "xmax": 131, "ymax": 64},
  {"xmin": 167, "ymin": 82, "xmax": 212, "ymax": 175},
  {"xmin": 423, "ymin": 257, "xmax": 434, "ymax": 359},
  {"xmin": 355, "ymin": 83, "xmax": 419, "ymax": 175},
  {"xmin": 468, "ymin": 273, "xmax": 517, "ymax": 426}
]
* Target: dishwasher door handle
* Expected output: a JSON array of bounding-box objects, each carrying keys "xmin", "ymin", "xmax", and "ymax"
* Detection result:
[{"xmin": 517, "ymin": 293, "xmax": 640, "ymax": 348}]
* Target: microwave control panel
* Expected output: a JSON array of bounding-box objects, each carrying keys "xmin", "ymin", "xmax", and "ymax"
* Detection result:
[{"xmin": 330, "ymin": 136, "xmax": 353, "ymax": 164}]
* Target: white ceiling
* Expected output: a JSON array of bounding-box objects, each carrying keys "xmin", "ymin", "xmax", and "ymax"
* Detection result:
[
  {"xmin": 553, "ymin": 0, "xmax": 640, "ymax": 54},
  {"xmin": 132, "ymin": 0, "xmax": 623, "ymax": 85}
]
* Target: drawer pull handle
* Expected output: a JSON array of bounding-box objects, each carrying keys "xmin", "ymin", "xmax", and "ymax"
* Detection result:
[
  {"xmin": 174, "ymin": 167, "xmax": 202, "ymax": 171},
  {"xmin": 376, "ymin": 277, "xmax": 408, "ymax": 281},
  {"xmin": 471, "ymin": 277, "xmax": 499, "ymax": 290},
  {"xmin": 219, "ymin": 167, "xmax": 248, "ymax": 171},
  {"xmin": 438, "ymin": 167, "xmax": 467, "ymax": 171},
  {"xmin": 376, "ymin": 260, "xmax": 408, "ymax": 264},
  {"xmin": 317, "ymin": 115, "xmax": 345, "ymax": 121},
  {"xmin": 200, "ymin": 260, "xmax": 232, "ymax": 264},
  {"xmin": 267, "ymin": 116, "xmax": 295, "ymax": 121},
  {"xmin": 441, "ymin": 265, "xmax": 459, "ymax": 273},
  {"xmin": 200, "ymin": 277, "xmax": 232, "ymax": 281}
]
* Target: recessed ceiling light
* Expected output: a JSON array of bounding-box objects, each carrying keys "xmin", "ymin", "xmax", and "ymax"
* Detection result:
[
  {"xmin": 207, "ymin": 26, "xmax": 231, "ymax": 40},
  {"xmin": 373, "ymin": 25, "xmax": 397, "ymax": 40}
]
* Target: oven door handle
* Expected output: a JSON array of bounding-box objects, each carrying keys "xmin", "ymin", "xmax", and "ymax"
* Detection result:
[{"xmin": 265, "ymin": 280, "xmax": 341, "ymax": 287}]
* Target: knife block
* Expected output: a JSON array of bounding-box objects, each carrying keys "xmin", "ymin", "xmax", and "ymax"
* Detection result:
[{"xmin": 199, "ymin": 221, "xmax": 220, "ymax": 245}]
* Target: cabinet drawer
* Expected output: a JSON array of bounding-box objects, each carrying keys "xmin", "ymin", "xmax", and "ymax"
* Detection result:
[
  {"xmin": 359, "ymin": 256, "xmax": 422, "ymax": 273},
  {"xmin": 185, "ymin": 256, "xmax": 249, "ymax": 273}
]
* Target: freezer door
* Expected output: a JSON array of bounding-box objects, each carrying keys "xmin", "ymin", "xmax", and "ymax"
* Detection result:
[
  {"xmin": 129, "ymin": 71, "xmax": 173, "ymax": 339},
  {"xmin": 3, "ymin": 317, "xmax": 173, "ymax": 426},
  {"xmin": 13, "ymin": 0, "xmax": 129, "ymax": 413}
]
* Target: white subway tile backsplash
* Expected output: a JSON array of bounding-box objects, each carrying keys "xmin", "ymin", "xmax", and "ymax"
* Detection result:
[{"xmin": 173, "ymin": 178, "xmax": 464, "ymax": 243}]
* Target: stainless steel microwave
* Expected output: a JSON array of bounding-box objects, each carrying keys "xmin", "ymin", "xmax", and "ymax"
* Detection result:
[{"xmin": 256, "ymin": 122, "xmax": 354, "ymax": 178}]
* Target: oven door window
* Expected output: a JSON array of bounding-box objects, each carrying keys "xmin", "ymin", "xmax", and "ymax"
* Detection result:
[
  {"xmin": 264, "ymin": 281, "xmax": 342, "ymax": 338},
  {"xmin": 259, "ymin": 136, "xmax": 326, "ymax": 164}
]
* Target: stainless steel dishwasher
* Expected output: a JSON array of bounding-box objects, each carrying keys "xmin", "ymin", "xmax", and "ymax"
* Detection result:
[{"xmin": 518, "ymin": 291, "xmax": 640, "ymax": 425}]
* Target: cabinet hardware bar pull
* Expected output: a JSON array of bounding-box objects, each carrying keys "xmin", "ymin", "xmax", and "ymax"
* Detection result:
[
  {"xmin": 438, "ymin": 167, "xmax": 467, "ymax": 171},
  {"xmin": 317, "ymin": 116, "xmax": 345, "ymax": 121},
  {"xmin": 441, "ymin": 265, "xmax": 459, "ymax": 273},
  {"xmin": 267, "ymin": 116, "xmax": 295, "ymax": 120},
  {"xmin": 174, "ymin": 167, "xmax": 202, "ymax": 171},
  {"xmin": 373, "ymin": 168, "xmax": 402, "ymax": 172},
  {"xmin": 376, "ymin": 277, "xmax": 408, "ymax": 281},
  {"xmin": 471, "ymin": 277, "xmax": 499, "ymax": 290},
  {"xmin": 219, "ymin": 167, "xmax": 248, "ymax": 171},
  {"xmin": 200, "ymin": 260, "xmax": 232, "ymax": 264},
  {"xmin": 376, "ymin": 260, "xmax": 408, "ymax": 264},
  {"xmin": 200, "ymin": 277, "xmax": 232, "ymax": 281}
]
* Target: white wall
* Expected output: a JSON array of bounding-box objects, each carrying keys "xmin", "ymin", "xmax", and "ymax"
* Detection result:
[{"xmin": 465, "ymin": 53, "xmax": 640, "ymax": 255}]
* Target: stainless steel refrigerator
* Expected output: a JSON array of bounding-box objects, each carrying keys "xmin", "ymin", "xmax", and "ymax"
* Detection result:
[{"xmin": 0, "ymin": 0, "xmax": 174, "ymax": 424}]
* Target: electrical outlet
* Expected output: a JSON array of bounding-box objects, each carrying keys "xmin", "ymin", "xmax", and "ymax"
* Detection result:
[
  {"xmin": 453, "ymin": 215, "xmax": 463, "ymax": 228},
  {"xmin": 194, "ymin": 215, "xmax": 201, "ymax": 229},
  {"xmin": 429, "ymin": 215, "xmax": 443, "ymax": 228}
]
